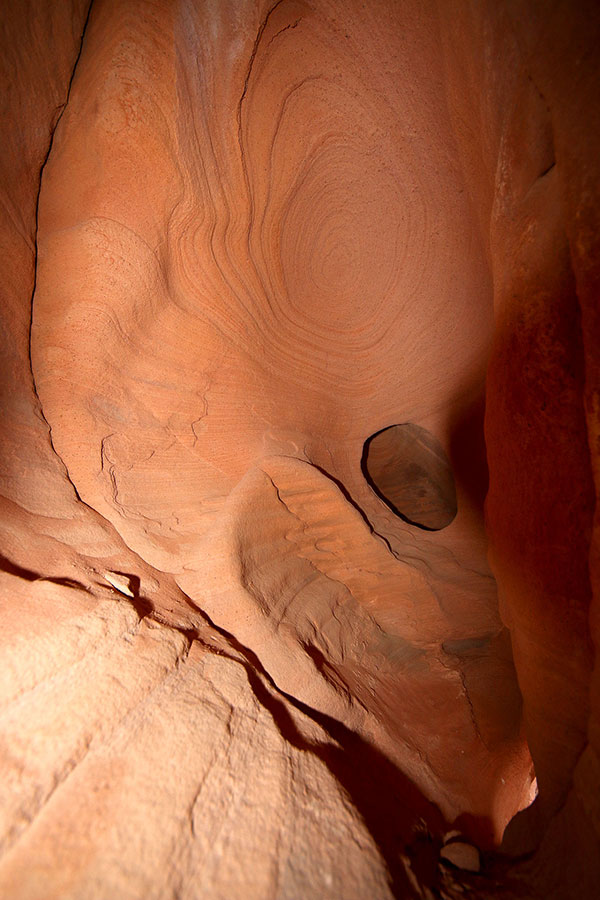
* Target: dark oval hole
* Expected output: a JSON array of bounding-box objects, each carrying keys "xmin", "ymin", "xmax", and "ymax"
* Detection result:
[{"xmin": 361, "ymin": 423, "xmax": 458, "ymax": 531}]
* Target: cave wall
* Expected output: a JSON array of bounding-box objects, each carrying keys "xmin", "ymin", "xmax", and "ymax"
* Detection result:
[
  {"xmin": 438, "ymin": 3, "xmax": 600, "ymax": 895},
  {"xmin": 0, "ymin": 1, "xmax": 598, "ymax": 898}
]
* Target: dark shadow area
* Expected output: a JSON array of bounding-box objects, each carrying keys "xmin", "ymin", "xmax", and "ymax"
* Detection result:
[
  {"xmin": 0, "ymin": 552, "xmax": 89, "ymax": 591},
  {"xmin": 475, "ymin": 245, "xmax": 596, "ymax": 894},
  {"xmin": 447, "ymin": 392, "xmax": 489, "ymax": 516},
  {"xmin": 445, "ymin": 382, "xmax": 537, "ymax": 858},
  {"xmin": 191, "ymin": 605, "xmax": 448, "ymax": 898}
]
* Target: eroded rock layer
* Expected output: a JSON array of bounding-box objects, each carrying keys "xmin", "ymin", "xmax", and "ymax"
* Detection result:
[{"xmin": 1, "ymin": 1, "xmax": 598, "ymax": 897}]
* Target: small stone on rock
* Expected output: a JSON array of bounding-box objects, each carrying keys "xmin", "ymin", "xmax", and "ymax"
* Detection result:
[
  {"xmin": 104, "ymin": 572, "xmax": 135, "ymax": 598},
  {"xmin": 439, "ymin": 842, "xmax": 480, "ymax": 872}
]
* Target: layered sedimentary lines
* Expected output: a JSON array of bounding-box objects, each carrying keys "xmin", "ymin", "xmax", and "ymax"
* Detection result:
[
  {"xmin": 30, "ymin": 0, "xmax": 493, "ymax": 575},
  {"xmin": 26, "ymin": 0, "xmax": 528, "ymax": 859},
  {"xmin": 170, "ymin": 0, "xmax": 487, "ymax": 402},
  {"xmin": 2, "ymin": 0, "xmax": 599, "ymax": 897},
  {"xmin": 33, "ymin": 3, "xmax": 525, "ymax": 833}
]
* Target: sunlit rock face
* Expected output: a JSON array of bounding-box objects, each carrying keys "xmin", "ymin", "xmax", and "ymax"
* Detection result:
[{"xmin": 0, "ymin": 1, "xmax": 598, "ymax": 898}]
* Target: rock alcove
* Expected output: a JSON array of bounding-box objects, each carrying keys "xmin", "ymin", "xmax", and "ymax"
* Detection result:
[
  {"xmin": 362, "ymin": 424, "xmax": 458, "ymax": 530},
  {"xmin": 0, "ymin": 1, "xmax": 598, "ymax": 898}
]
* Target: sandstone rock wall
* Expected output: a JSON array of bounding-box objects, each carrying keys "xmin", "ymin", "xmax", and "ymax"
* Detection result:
[{"xmin": 0, "ymin": 1, "xmax": 598, "ymax": 897}]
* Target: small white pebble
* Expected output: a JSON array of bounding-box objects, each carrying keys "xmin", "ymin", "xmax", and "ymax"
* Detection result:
[
  {"xmin": 104, "ymin": 572, "xmax": 135, "ymax": 598},
  {"xmin": 440, "ymin": 842, "xmax": 480, "ymax": 872},
  {"xmin": 443, "ymin": 830, "xmax": 462, "ymax": 843}
]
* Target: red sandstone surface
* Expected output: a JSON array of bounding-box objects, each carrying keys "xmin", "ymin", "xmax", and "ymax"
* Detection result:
[{"xmin": 0, "ymin": 1, "xmax": 598, "ymax": 897}]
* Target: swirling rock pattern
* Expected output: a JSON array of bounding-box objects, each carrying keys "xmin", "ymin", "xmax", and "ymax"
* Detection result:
[{"xmin": 1, "ymin": 0, "xmax": 599, "ymax": 898}]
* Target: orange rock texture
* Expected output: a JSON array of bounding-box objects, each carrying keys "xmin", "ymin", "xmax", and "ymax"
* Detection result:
[{"xmin": 0, "ymin": 1, "xmax": 598, "ymax": 897}]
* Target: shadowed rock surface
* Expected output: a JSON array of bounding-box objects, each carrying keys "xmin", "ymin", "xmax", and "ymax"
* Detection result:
[
  {"xmin": 362, "ymin": 424, "xmax": 458, "ymax": 530},
  {"xmin": 0, "ymin": 1, "xmax": 599, "ymax": 897}
]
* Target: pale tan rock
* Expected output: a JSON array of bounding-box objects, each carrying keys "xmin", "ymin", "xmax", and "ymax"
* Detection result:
[
  {"xmin": 440, "ymin": 841, "xmax": 480, "ymax": 873},
  {"xmin": 0, "ymin": 594, "xmax": 395, "ymax": 900},
  {"xmin": 103, "ymin": 571, "xmax": 135, "ymax": 597}
]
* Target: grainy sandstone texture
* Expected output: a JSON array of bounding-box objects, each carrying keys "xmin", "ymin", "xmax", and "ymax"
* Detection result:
[{"xmin": 1, "ymin": 1, "xmax": 598, "ymax": 897}]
